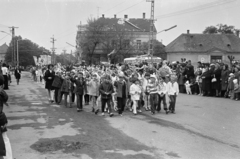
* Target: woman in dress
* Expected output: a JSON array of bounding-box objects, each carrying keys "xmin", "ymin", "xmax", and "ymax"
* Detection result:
[
  {"xmin": 14, "ymin": 66, "xmax": 21, "ymax": 85},
  {"xmin": 44, "ymin": 64, "xmax": 55, "ymax": 103}
]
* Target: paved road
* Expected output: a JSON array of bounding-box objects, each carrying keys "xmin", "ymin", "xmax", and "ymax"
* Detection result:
[{"xmin": 4, "ymin": 72, "xmax": 240, "ymax": 159}]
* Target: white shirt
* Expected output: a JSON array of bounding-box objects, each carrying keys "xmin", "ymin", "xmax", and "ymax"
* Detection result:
[
  {"xmin": 2, "ymin": 67, "xmax": 8, "ymax": 75},
  {"xmin": 166, "ymin": 82, "xmax": 179, "ymax": 95},
  {"xmin": 158, "ymin": 82, "xmax": 167, "ymax": 95},
  {"xmin": 130, "ymin": 84, "xmax": 141, "ymax": 100}
]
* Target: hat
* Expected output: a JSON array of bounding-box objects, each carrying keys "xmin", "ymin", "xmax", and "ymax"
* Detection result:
[{"xmin": 229, "ymin": 73, "xmax": 234, "ymax": 76}]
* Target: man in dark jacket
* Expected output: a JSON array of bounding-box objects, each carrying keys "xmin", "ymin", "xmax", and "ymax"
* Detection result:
[{"xmin": 99, "ymin": 75, "xmax": 114, "ymax": 117}]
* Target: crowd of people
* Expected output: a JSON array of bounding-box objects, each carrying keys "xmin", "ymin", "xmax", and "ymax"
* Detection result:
[
  {"xmin": 29, "ymin": 59, "xmax": 240, "ymax": 119},
  {"xmin": 30, "ymin": 61, "xmax": 181, "ymax": 117}
]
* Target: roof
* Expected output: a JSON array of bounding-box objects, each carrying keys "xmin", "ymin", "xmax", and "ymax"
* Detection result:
[
  {"xmin": 166, "ymin": 34, "xmax": 240, "ymax": 53},
  {"xmin": 97, "ymin": 17, "xmax": 157, "ymax": 32},
  {"xmin": 0, "ymin": 43, "xmax": 8, "ymax": 53}
]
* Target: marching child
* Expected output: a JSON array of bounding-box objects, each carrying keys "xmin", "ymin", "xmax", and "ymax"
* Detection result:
[
  {"xmin": 61, "ymin": 74, "xmax": 72, "ymax": 107},
  {"xmin": 129, "ymin": 78, "xmax": 142, "ymax": 115},
  {"xmin": 157, "ymin": 77, "xmax": 168, "ymax": 114},
  {"xmin": 87, "ymin": 73, "xmax": 100, "ymax": 113},
  {"xmin": 147, "ymin": 75, "xmax": 158, "ymax": 115},
  {"xmin": 166, "ymin": 75, "xmax": 179, "ymax": 114},
  {"xmin": 233, "ymin": 79, "xmax": 240, "ymax": 100}
]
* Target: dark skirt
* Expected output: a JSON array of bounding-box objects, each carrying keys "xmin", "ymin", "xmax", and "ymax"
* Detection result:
[{"xmin": 45, "ymin": 80, "xmax": 54, "ymax": 90}]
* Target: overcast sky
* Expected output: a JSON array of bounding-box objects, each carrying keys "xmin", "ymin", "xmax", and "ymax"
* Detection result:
[{"xmin": 0, "ymin": 0, "xmax": 239, "ymax": 54}]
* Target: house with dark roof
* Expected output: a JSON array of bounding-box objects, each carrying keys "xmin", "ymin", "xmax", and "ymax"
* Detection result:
[
  {"xmin": 76, "ymin": 13, "xmax": 157, "ymax": 63},
  {"xmin": 0, "ymin": 43, "xmax": 8, "ymax": 62},
  {"xmin": 166, "ymin": 30, "xmax": 240, "ymax": 66}
]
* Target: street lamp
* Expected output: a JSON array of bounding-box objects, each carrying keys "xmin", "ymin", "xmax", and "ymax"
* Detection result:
[
  {"xmin": 157, "ymin": 25, "xmax": 177, "ymax": 34},
  {"xmin": 0, "ymin": 31, "xmax": 11, "ymax": 36}
]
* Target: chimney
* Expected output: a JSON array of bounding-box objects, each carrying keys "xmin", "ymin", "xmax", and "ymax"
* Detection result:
[
  {"xmin": 187, "ymin": 30, "xmax": 190, "ymax": 34},
  {"xmin": 236, "ymin": 30, "xmax": 240, "ymax": 37},
  {"xmin": 114, "ymin": 14, "xmax": 117, "ymax": 18},
  {"xmin": 143, "ymin": 13, "xmax": 146, "ymax": 19},
  {"xmin": 124, "ymin": 15, "xmax": 128, "ymax": 19},
  {"xmin": 102, "ymin": 14, "xmax": 105, "ymax": 18}
]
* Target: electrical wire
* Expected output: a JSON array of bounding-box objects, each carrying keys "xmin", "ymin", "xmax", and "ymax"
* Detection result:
[
  {"xmin": 102, "ymin": 0, "xmax": 128, "ymax": 13},
  {"xmin": 155, "ymin": 0, "xmax": 236, "ymax": 19},
  {"xmin": 116, "ymin": 0, "xmax": 145, "ymax": 15},
  {"xmin": 0, "ymin": 35, "xmax": 9, "ymax": 42}
]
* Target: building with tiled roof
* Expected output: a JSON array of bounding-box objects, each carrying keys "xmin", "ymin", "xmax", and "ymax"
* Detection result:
[
  {"xmin": 76, "ymin": 13, "xmax": 157, "ymax": 64},
  {"xmin": 0, "ymin": 43, "xmax": 8, "ymax": 62},
  {"xmin": 166, "ymin": 30, "xmax": 240, "ymax": 66}
]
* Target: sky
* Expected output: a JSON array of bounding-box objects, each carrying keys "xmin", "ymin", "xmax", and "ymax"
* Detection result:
[{"xmin": 0, "ymin": 0, "xmax": 240, "ymax": 55}]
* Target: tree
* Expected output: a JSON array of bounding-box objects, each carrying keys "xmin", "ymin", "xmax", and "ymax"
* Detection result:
[
  {"xmin": 79, "ymin": 18, "xmax": 141, "ymax": 64},
  {"xmin": 79, "ymin": 18, "xmax": 106, "ymax": 65},
  {"xmin": 139, "ymin": 40, "xmax": 166, "ymax": 59},
  {"xmin": 4, "ymin": 36, "xmax": 51, "ymax": 67},
  {"xmin": 203, "ymin": 24, "xmax": 239, "ymax": 34},
  {"xmin": 203, "ymin": 26, "xmax": 218, "ymax": 34}
]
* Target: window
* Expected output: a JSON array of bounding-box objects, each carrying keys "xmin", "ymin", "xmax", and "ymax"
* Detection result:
[
  {"xmin": 123, "ymin": 40, "xmax": 130, "ymax": 49},
  {"xmin": 211, "ymin": 56, "xmax": 222, "ymax": 63},
  {"xmin": 137, "ymin": 40, "xmax": 141, "ymax": 49}
]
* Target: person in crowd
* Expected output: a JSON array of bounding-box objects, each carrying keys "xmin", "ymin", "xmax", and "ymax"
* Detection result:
[
  {"xmin": 196, "ymin": 70, "xmax": 203, "ymax": 95},
  {"xmin": 1, "ymin": 64, "xmax": 8, "ymax": 90},
  {"xmin": 142, "ymin": 72, "xmax": 150, "ymax": 111},
  {"xmin": 221, "ymin": 64, "xmax": 230, "ymax": 97},
  {"xmin": 84, "ymin": 73, "xmax": 90, "ymax": 105},
  {"xmin": 52, "ymin": 71, "xmax": 63, "ymax": 104},
  {"xmin": 87, "ymin": 73, "xmax": 100, "ymax": 113},
  {"xmin": 201, "ymin": 64, "xmax": 212, "ymax": 96},
  {"xmin": 228, "ymin": 73, "xmax": 235, "ymax": 99},
  {"xmin": 72, "ymin": 72, "xmax": 86, "ymax": 112},
  {"xmin": 14, "ymin": 66, "xmax": 21, "ymax": 85},
  {"xmin": 157, "ymin": 77, "xmax": 168, "ymax": 114},
  {"xmin": 99, "ymin": 75, "xmax": 114, "ymax": 117},
  {"xmin": 166, "ymin": 75, "xmax": 179, "ymax": 114},
  {"xmin": 212, "ymin": 63, "xmax": 222, "ymax": 97},
  {"xmin": 114, "ymin": 73, "xmax": 128, "ymax": 116},
  {"xmin": 129, "ymin": 78, "xmax": 142, "ymax": 115},
  {"xmin": 61, "ymin": 74, "xmax": 72, "ymax": 107},
  {"xmin": 147, "ymin": 75, "xmax": 158, "ymax": 115},
  {"xmin": 185, "ymin": 81, "xmax": 192, "ymax": 95},
  {"xmin": 44, "ymin": 64, "xmax": 55, "ymax": 103}
]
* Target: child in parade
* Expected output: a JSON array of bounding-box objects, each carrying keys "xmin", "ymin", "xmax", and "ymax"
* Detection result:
[
  {"xmin": 142, "ymin": 72, "xmax": 151, "ymax": 111},
  {"xmin": 61, "ymin": 74, "xmax": 72, "ymax": 107},
  {"xmin": 114, "ymin": 73, "xmax": 128, "ymax": 116},
  {"xmin": 157, "ymin": 77, "xmax": 168, "ymax": 114},
  {"xmin": 72, "ymin": 72, "xmax": 87, "ymax": 112},
  {"xmin": 147, "ymin": 74, "xmax": 158, "ymax": 115},
  {"xmin": 129, "ymin": 78, "xmax": 142, "ymax": 115},
  {"xmin": 87, "ymin": 73, "xmax": 100, "ymax": 113},
  {"xmin": 99, "ymin": 75, "xmax": 114, "ymax": 117},
  {"xmin": 166, "ymin": 75, "xmax": 179, "ymax": 114}
]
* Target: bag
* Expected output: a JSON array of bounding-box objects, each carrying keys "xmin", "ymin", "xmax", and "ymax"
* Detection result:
[
  {"xmin": 212, "ymin": 75, "xmax": 217, "ymax": 83},
  {"xmin": 0, "ymin": 88, "xmax": 8, "ymax": 103}
]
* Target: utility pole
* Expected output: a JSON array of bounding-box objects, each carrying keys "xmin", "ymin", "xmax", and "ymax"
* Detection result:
[
  {"xmin": 50, "ymin": 35, "xmax": 56, "ymax": 64},
  {"xmin": 9, "ymin": 26, "xmax": 18, "ymax": 66},
  {"xmin": 146, "ymin": 0, "xmax": 155, "ymax": 64},
  {"xmin": 62, "ymin": 49, "xmax": 66, "ymax": 65}
]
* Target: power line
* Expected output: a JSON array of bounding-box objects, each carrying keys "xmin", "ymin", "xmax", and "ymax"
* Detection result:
[
  {"xmin": 102, "ymin": 1, "xmax": 128, "ymax": 13},
  {"xmin": 0, "ymin": 35, "xmax": 9, "ymax": 42},
  {"xmin": 0, "ymin": 24, "xmax": 9, "ymax": 28},
  {"xmin": 116, "ymin": 0, "xmax": 145, "ymax": 15},
  {"xmin": 155, "ymin": 0, "xmax": 236, "ymax": 19}
]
